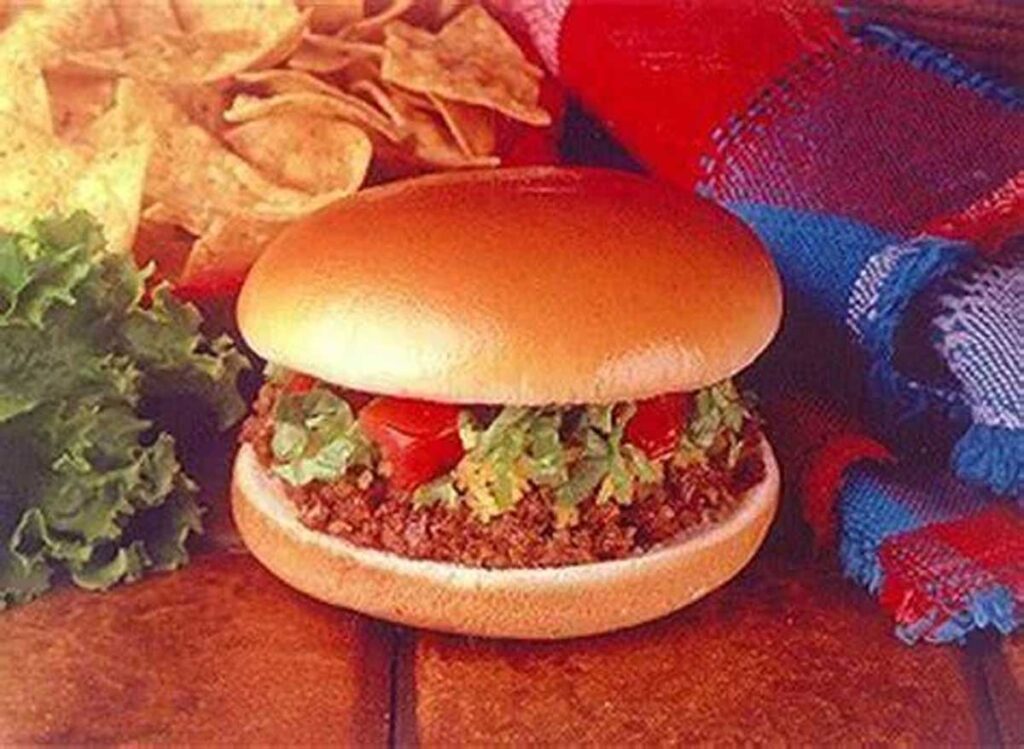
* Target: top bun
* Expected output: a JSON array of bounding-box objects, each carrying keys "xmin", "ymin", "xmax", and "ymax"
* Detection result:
[{"xmin": 237, "ymin": 167, "xmax": 781, "ymax": 405}]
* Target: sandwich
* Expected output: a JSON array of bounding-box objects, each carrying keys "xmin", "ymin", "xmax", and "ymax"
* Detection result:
[{"xmin": 232, "ymin": 167, "xmax": 782, "ymax": 638}]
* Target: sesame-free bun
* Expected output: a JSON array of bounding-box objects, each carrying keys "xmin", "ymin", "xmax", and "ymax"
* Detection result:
[
  {"xmin": 231, "ymin": 440, "xmax": 779, "ymax": 639},
  {"xmin": 237, "ymin": 167, "xmax": 781, "ymax": 405}
]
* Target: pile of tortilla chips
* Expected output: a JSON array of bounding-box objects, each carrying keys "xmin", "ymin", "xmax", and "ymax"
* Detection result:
[{"xmin": 0, "ymin": 0, "xmax": 551, "ymax": 292}]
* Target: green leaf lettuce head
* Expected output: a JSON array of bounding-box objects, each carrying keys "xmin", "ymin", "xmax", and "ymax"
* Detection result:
[{"xmin": 0, "ymin": 212, "xmax": 248, "ymax": 608}]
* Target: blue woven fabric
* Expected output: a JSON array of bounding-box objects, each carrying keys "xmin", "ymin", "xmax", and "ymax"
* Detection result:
[
  {"xmin": 933, "ymin": 248, "xmax": 1024, "ymax": 496},
  {"xmin": 725, "ymin": 197, "xmax": 1024, "ymax": 498},
  {"xmin": 845, "ymin": 236, "xmax": 970, "ymax": 446},
  {"xmin": 711, "ymin": 31, "xmax": 1024, "ymax": 640},
  {"xmin": 723, "ymin": 202, "xmax": 897, "ymax": 322},
  {"xmin": 703, "ymin": 24, "xmax": 1024, "ymax": 499}
]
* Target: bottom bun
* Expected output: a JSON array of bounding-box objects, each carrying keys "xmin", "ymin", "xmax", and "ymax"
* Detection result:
[{"xmin": 231, "ymin": 441, "xmax": 779, "ymax": 639}]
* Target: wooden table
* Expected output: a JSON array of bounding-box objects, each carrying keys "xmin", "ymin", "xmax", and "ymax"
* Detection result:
[
  {"xmin": 0, "ymin": 448, "xmax": 1021, "ymax": 745},
  {"xmin": 2, "ymin": 2, "xmax": 1021, "ymax": 744}
]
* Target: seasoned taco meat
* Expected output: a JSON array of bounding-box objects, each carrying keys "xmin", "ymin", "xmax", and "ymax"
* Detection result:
[{"xmin": 239, "ymin": 377, "xmax": 766, "ymax": 569}]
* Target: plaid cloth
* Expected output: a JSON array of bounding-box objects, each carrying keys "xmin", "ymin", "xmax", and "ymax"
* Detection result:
[{"xmin": 495, "ymin": 0, "xmax": 1024, "ymax": 642}]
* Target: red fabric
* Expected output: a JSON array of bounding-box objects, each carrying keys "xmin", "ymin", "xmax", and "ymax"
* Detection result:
[
  {"xmin": 761, "ymin": 390, "xmax": 892, "ymax": 548},
  {"xmin": 498, "ymin": 77, "xmax": 567, "ymax": 165},
  {"xmin": 879, "ymin": 504, "xmax": 1024, "ymax": 631},
  {"xmin": 556, "ymin": 0, "xmax": 845, "ymax": 188},
  {"xmin": 924, "ymin": 170, "xmax": 1024, "ymax": 254},
  {"xmin": 803, "ymin": 435, "xmax": 894, "ymax": 549}
]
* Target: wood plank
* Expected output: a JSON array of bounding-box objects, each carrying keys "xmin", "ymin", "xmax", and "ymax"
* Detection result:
[
  {"xmin": 982, "ymin": 634, "xmax": 1024, "ymax": 744},
  {"xmin": 407, "ymin": 555, "xmax": 985, "ymax": 746},
  {"xmin": 0, "ymin": 553, "xmax": 393, "ymax": 745}
]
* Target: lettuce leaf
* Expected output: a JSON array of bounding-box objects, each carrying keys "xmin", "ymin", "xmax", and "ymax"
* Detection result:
[
  {"xmin": 556, "ymin": 403, "xmax": 661, "ymax": 513},
  {"xmin": 0, "ymin": 213, "xmax": 246, "ymax": 607},
  {"xmin": 453, "ymin": 407, "xmax": 558, "ymax": 520},
  {"xmin": 680, "ymin": 380, "xmax": 753, "ymax": 467},
  {"xmin": 453, "ymin": 402, "xmax": 665, "ymax": 522},
  {"xmin": 270, "ymin": 386, "xmax": 374, "ymax": 487}
]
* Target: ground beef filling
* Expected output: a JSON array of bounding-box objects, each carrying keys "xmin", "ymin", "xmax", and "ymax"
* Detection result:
[{"xmin": 240, "ymin": 383, "xmax": 767, "ymax": 569}]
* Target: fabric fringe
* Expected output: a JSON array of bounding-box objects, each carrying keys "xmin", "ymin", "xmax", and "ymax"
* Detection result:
[{"xmin": 953, "ymin": 424, "xmax": 1024, "ymax": 499}]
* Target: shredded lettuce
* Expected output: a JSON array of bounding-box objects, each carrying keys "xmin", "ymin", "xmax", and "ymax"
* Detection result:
[
  {"xmin": 553, "ymin": 404, "xmax": 662, "ymax": 524},
  {"xmin": 0, "ymin": 213, "xmax": 247, "ymax": 607},
  {"xmin": 270, "ymin": 385, "xmax": 374, "ymax": 487},
  {"xmin": 266, "ymin": 373, "xmax": 756, "ymax": 525},
  {"xmin": 679, "ymin": 380, "xmax": 753, "ymax": 468},
  {"xmin": 417, "ymin": 402, "xmax": 664, "ymax": 523}
]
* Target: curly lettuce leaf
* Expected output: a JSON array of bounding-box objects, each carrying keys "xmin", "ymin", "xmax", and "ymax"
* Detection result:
[
  {"xmin": 454, "ymin": 407, "xmax": 548, "ymax": 520},
  {"xmin": 0, "ymin": 213, "xmax": 246, "ymax": 608}
]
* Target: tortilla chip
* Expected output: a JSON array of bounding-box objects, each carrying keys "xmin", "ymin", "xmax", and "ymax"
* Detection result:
[
  {"xmin": 0, "ymin": 117, "xmax": 82, "ymax": 231},
  {"xmin": 389, "ymin": 89, "xmax": 497, "ymax": 168},
  {"xmin": 111, "ymin": 0, "xmax": 181, "ymax": 40},
  {"xmin": 63, "ymin": 0, "xmax": 310, "ymax": 83},
  {"xmin": 71, "ymin": 98, "xmax": 153, "ymax": 251},
  {"xmin": 179, "ymin": 213, "xmax": 285, "ymax": 290},
  {"xmin": 0, "ymin": 112, "xmax": 150, "ymax": 250},
  {"xmin": 0, "ymin": 0, "xmax": 120, "ymax": 67},
  {"xmin": 173, "ymin": 0, "xmax": 302, "ymax": 38},
  {"xmin": 298, "ymin": 0, "xmax": 366, "ymax": 34},
  {"xmin": 64, "ymin": 24, "xmax": 307, "ymax": 84},
  {"xmin": 166, "ymin": 82, "xmax": 233, "ymax": 134},
  {"xmin": 334, "ymin": 55, "xmax": 390, "ymax": 90},
  {"xmin": 45, "ymin": 71, "xmax": 115, "ymax": 139},
  {"xmin": 224, "ymin": 91, "xmax": 403, "ymax": 142},
  {"xmin": 428, "ymin": 93, "xmax": 495, "ymax": 157},
  {"xmin": 349, "ymin": 79, "xmax": 406, "ymax": 126},
  {"xmin": 225, "ymin": 113, "xmax": 372, "ymax": 195},
  {"xmin": 288, "ymin": 34, "xmax": 385, "ymax": 76},
  {"xmin": 113, "ymin": 79, "xmax": 316, "ymax": 231},
  {"xmin": 0, "ymin": 48, "xmax": 52, "ymax": 133},
  {"xmin": 286, "ymin": 40, "xmax": 356, "ymax": 73},
  {"xmin": 66, "ymin": 143, "xmax": 152, "ymax": 253},
  {"xmin": 381, "ymin": 6, "xmax": 549, "ymax": 126},
  {"xmin": 343, "ymin": 0, "xmax": 414, "ymax": 39},
  {"xmin": 434, "ymin": 0, "xmax": 473, "ymax": 24},
  {"xmin": 305, "ymin": 34, "xmax": 385, "ymax": 60},
  {"xmin": 236, "ymin": 68, "xmax": 352, "ymax": 98}
]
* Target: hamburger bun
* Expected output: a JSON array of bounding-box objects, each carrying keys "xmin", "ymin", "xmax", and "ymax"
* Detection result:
[
  {"xmin": 237, "ymin": 167, "xmax": 781, "ymax": 404},
  {"xmin": 231, "ymin": 440, "xmax": 779, "ymax": 639}
]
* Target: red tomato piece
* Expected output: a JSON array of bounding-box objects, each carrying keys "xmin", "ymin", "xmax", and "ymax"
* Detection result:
[
  {"xmin": 284, "ymin": 373, "xmax": 318, "ymax": 394},
  {"xmin": 358, "ymin": 397, "xmax": 465, "ymax": 491},
  {"xmin": 624, "ymin": 392, "xmax": 693, "ymax": 460}
]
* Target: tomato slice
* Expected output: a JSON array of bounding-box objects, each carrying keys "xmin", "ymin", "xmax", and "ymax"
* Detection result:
[
  {"xmin": 624, "ymin": 392, "xmax": 693, "ymax": 460},
  {"xmin": 358, "ymin": 396, "xmax": 465, "ymax": 491}
]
